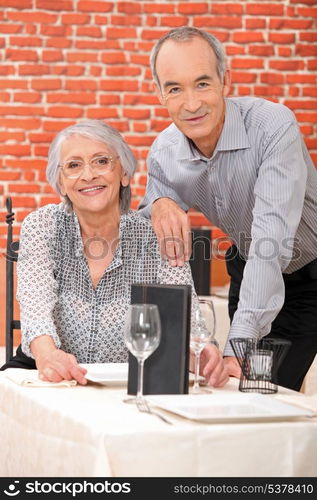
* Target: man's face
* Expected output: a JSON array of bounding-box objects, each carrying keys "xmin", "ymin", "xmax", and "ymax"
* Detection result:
[{"xmin": 155, "ymin": 37, "xmax": 230, "ymax": 157}]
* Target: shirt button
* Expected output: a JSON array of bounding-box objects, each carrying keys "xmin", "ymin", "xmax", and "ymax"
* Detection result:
[{"xmin": 217, "ymin": 200, "xmax": 223, "ymax": 207}]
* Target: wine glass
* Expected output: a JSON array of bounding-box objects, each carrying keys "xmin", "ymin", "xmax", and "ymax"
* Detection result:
[
  {"xmin": 124, "ymin": 304, "xmax": 161, "ymax": 403},
  {"xmin": 190, "ymin": 298, "xmax": 216, "ymax": 394}
]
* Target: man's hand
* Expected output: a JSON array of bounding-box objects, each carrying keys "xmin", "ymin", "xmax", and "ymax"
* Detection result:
[
  {"xmin": 223, "ymin": 356, "xmax": 241, "ymax": 378},
  {"xmin": 151, "ymin": 197, "xmax": 191, "ymax": 266},
  {"xmin": 190, "ymin": 344, "xmax": 229, "ymax": 387},
  {"xmin": 35, "ymin": 349, "xmax": 87, "ymax": 385}
]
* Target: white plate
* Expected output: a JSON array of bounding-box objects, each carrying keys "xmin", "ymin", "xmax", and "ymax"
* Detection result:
[
  {"xmin": 147, "ymin": 393, "xmax": 315, "ymax": 422},
  {"xmin": 81, "ymin": 363, "xmax": 128, "ymax": 385}
]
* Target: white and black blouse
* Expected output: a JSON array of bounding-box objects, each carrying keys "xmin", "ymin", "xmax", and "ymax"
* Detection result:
[{"xmin": 17, "ymin": 203, "xmax": 212, "ymax": 363}]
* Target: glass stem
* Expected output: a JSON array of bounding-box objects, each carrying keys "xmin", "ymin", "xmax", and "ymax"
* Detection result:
[
  {"xmin": 136, "ymin": 359, "xmax": 145, "ymax": 401},
  {"xmin": 193, "ymin": 351, "xmax": 201, "ymax": 391}
]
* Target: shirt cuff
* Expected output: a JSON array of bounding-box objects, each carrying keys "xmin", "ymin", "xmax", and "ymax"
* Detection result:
[
  {"xmin": 21, "ymin": 320, "xmax": 61, "ymax": 358},
  {"xmin": 223, "ymin": 324, "xmax": 260, "ymax": 357}
]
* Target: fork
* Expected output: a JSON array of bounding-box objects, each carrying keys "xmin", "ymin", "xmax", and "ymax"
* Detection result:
[{"xmin": 136, "ymin": 397, "xmax": 173, "ymax": 425}]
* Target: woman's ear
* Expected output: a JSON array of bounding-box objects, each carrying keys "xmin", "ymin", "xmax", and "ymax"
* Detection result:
[
  {"xmin": 58, "ymin": 172, "xmax": 67, "ymax": 197},
  {"xmin": 121, "ymin": 172, "xmax": 130, "ymax": 187}
]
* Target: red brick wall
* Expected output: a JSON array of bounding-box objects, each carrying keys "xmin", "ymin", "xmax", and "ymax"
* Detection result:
[{"xmin": 0, "ymin": 0, "xmax": 316, "ymax": 250}]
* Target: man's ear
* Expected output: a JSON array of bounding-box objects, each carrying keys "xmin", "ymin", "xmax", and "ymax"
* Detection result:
[
  {"xmin": 153, "ymin": 81, "xmax": 164, "ymax": 106},
  {"xmin": 223, "ymin": 69, "xmax": 231, "ymax": 97}
]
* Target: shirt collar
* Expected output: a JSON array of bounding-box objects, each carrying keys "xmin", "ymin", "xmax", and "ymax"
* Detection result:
[{"xmin": 176, "ymin": 98, "xmax": 250, "ymax": 161}]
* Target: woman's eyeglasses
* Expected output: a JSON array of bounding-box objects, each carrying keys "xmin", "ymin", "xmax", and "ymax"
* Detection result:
[{"xmin": 59, "ymin": 155, "xmax": 119, "ymax": 179}]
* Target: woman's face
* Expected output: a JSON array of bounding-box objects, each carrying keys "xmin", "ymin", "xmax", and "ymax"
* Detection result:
[{"xmin": 59, "ymin": 134, "xmax": 129, "ymax": 217}]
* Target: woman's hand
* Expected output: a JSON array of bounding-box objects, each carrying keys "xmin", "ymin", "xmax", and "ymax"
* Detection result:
[
  {"xmin": 30, "ymin": 335, "xmax": 87, "ymax": 385},
  {"xmin": 190, "ymin": 344, "xmax": 230, "ymax": 387},
  {"xmin": 36, "ymin": 349, "xmax": 87, "ymax": 385}
]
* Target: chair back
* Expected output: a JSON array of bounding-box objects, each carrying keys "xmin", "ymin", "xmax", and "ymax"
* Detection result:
[{"xmin": 5, "ymin": 197, "xmax": 20, "ymax": 362}]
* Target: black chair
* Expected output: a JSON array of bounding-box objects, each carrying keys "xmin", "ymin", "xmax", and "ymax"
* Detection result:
[
  {"xmin": 5, "ymin": 196, "xmax": 21, "ymax": 363},
  {"xmin": 189, "ymin": 228, "xmax": 212, "ymax": 296}
]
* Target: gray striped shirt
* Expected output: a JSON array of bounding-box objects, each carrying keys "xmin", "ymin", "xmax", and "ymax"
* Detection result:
[{"xmin": 139, "ymin": 97, "xmax": 317, "ymax": 356}]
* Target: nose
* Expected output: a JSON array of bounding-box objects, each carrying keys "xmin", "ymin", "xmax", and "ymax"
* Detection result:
[
  {"xmin": 79, "ymin": 163, "xmax": 97, "ymax": 181},
  {"xmin": 182, "ymin": 88, "xmax": 202, "ymax": 113}
]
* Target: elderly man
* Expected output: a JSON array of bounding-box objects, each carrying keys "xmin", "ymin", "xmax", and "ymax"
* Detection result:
[{"xmin": 139, "ymin": 27, "xmax": 317, "ymax": 391}]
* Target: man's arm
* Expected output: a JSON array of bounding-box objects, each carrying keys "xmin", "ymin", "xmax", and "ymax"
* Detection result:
[
  {"xmin": 224, "ymin": 119, "xmax": 307, "ymax": 356},
  {"xmin": 138, "ymin": 154, "xmax": 192, "ymax": 266}
]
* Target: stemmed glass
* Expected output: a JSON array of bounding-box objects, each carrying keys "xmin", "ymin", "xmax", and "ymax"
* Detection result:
[
  {"xmin": 190, "ymin": 298, "xmax": 216, "ymax": 394},
  {"xmin": 124, "ymin": 304, "xmax": 161, "ymax": 402}
]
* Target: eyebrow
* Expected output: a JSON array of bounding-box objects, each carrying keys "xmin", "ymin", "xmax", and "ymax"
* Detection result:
[{"xmin": 163, "ymin": 74, "xmax": 213, "ymax": 90}]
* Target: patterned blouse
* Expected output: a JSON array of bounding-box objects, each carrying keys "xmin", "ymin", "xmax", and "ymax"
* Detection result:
[{"xmin": 17, "ymin": 203, "xmax": 213, "ymax": 363}]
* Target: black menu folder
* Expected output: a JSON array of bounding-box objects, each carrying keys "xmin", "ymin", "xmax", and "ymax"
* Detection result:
[{"xmin": 127, "ymin": 283, "xmax": 192, "ymax": 395}]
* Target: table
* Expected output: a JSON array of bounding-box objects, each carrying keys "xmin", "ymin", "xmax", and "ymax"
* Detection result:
[{"xmin": 1, "ymin": 373, "xmax": 317, "ymax": 477}]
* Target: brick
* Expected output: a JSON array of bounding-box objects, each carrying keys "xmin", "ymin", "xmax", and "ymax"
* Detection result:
[
  {"xmin": 289, "ymin": 87, "xmax": 299, "ymax": 97},
  {"xmin": 40, "ymin": 25, "xmax": 68, "ymax": 36},
  {"xmin": 0, "ymin": 0, "xmax": 32, "ymax": 7},
  {"xmin": 308, "ymin": 60, "xmax": 317, "ymax": 70},
  {"xmin": 9, "ymin": 184, "xmax": 41, "ymax": 193},
  {"xmin": 226, "ymin": 46, "xmax": 245, "ymax": 56},
  {"xmin": 150, "ymin": 119, "xmax": 172, "ymax": 132},
  {"xmin": 154, "ymin": 108, "xmax": 169, "ymax": 118},
  {"xmin": 246, "ymin": 3, "xmax": 284, "ymax": 15},
  {"xmin": 7, "ymin": 11, "xmax": 57, "ymax": 23},
  {"xmin": 6, "ymin": 159, "xmax": 46, "ymax": 170},
  {"xmin": 40, "ymin": 196, "xmax": 61, "ymax": 206},
  {"xmin": 179, "ymin": 2, "xmax": 208, "ymax": 14},
  {"xmin": 0, "ymin": 172, "xmax": 21, "ymax": 180},
  {"xmin": 75, "ymin": 40, "xmax": 114, "ymax": 50},
  {"xmin": 133, "ymin": 123, "xmax": 147, "ymax": 133},
  {"xmin": 269, "ymin": 60, "xmax": 305, "ymax": 71},
  {"xmin": 13, "ymin": 92, "xmax": 41, "ymax": 103},
  {"xmin": 106, "ymin": 121, "xmax": 129, "ymax": 132},
  {"xmin": 0, "ymin": 24, "xmax": 23, "ymax": 33},
  {"xmin": 300, "ymin": 125, "xmax": 313, "ymax": 135},
  {"xmin": 42, "ymin": 50, "xmax": 64, "ymax": 62},
  {"xmin": 11, "ymin": 196, "xmax": 35, "ymax": 209},
  {"xmin": 130, "ymin": 54, "xmax": 149, "ymax": 65},
  {"xmin": 269, "ymin": 33, "xmax": 295, "ymax": 44},
  {"xmin": 107, "ymin": 27, "xmax": 137, "ymax": 38},
  {"xmin": 100, "ymin": 80, "xmax": 138, "ymax": 91},
  {"xmin": 0, "ymin": 66, "xmax": 15, "ymax": 75},
  {"xmin": 90, "ymin": 66, "xmax": 102, "ymax": 77},
  {"xmin": 269, "ymin": 18, "xmax": 313, "ymax": 30},
  {"xmin": 296, "ymin": 44, "xmax": 317, "ymax": 57},
  {"xmin": 194, "ymin": 16, "xmax": 242, "ymax": 29},
  {"xmin": 284, "ymin": 100, "xmax": 317, "ymax": 110},
  {"xmin": 86, "ymin": 108, "xmax": 118, "ymax": 119},
  {"xmin": 24, "ymin": 171, "xmax": 35, "ymax": 181},
  {"xmin": 52, "ymin": 66, "xmax": 85, "ymax": 76},
  {"xmin": 0, "ymin": 106, "xmax": 44, "ymax": 116},
  {"xmin": 0, "ymin": 145, "xmax": 30, "ymax": 156},
  {"xmin": 0, "ymin": 118, "xmax": 41, "ymax": 129},
  {"xmin": 0, "ymin": 92, "xmax": 10, "ymax": 102},
  {"xmin": 106, "ymin": 66, "xmax": 141, "ymax": 76},
  {"xmin": 261, "ymin": 73, "xmax": 285, "ymax": 84},
  {"xmin": 123, "ymin": 94, "xmax": 159, "ymax": 106},
  {"xmin": 249, "ymin": 45, "xmax": 274, "ymax": 56},
  {"xmin": 43, "ymin": 120, "xmax": 75, "ymax": 132},
  {"xmin": 0, "ymin": 79, "xmax": 27, "ymax": 89},
  {"xmin": 238, "ymin": 86, "xmax": 252, "ymax": 96},
  {"xmin": 278, "ymin": 47, "xmax": 292, "ymax": 57},
  {"xmin": 246, "ymin": 18, "xmax": 266, "ymax": 29},
  {"xmin": 10, "ymin": 36, "xmax": 42, "ymax": 47},
  {"xmin": 123, "ymin": 135, "xmax": 156, "ymax": 147},
  {"xmin": 47, "ymin": 106, "xmax": 83, "ymax": 118},
  {"xmin": 44, "ymin": 185, "xmax": 56, "ymax": 193},
  {"xmin": 286, "ymin": 74, "xmax": 316, "ymax": 84},
  {"xmin": 144, "ymin": 3, "xmax": 174, "ymax": 14},
  {"xmin": 300, "ymin": 32, "xmax": 317, "ymax": 42},
  {"xmin": 6, "ymin": 49, "xmax": 38, "ymax": 61},
  {"xmin": 19, "ymin": 64, "xmax": 50, "ymax": 75},
  {"xmin": 77, "ymin": 1, "xmax": 113, "ymax": 12},
  {"xmin": 65, "ymin": 80, "xmax": 97, "ymax": 91},
  {"xmin": 305, "ymin": 138, "xmax": 317, "ymax": 149},
  {"xmin": 67, "ymin": 52, "xmax": 98, "ymax": 62},
  {"xmin": 160, "ymin": 16, "xmax": 188, "ymax": 27},
  {"xmin": 61, "ymin": 13, "xmax": 90, "ymax": 24},
  {"xmin": 291, "ymin": 0, "xmax": 317, "ymax": 4},
  {"xmin": 297, "ymin": 7, "xmax": 317, "ymax": 18},
  {"xmin": 254, "ymin": 86, "xmax": 284, "ymax": 97},
  {"xmin": 118, "ymin": 2, "xmax": 141, "ymax": 13},
  {"xmin": 0, "ymin": 132, "xmax": 25, "ymax": 141},
  {"xmin": 16, "ymin": 210, "xmax": 32, "ymax": 222},
  {"xmin": 111, "ymin": 15, "xmax": 142, "ymax": 25},
  {"xmin": 31, "ymin": 79, "xmax": 61, "ymax": 90},
  {"xmin": 230, "ymin": 72, "xmax": 257, "ymax": 83},
  {"xmin": 28, "ymin": 132, "xmax": 54, "ymax": 142},
  {"xmin": 34, "ymin": 145, "xmax": 49, "ymax": 156},
  {"xmin": 233, "ymin": 32, "xmax": 264, "ymax": 43},
  {"xmin": 231, "ymin": 58, "xmax": 264, "ymax": 69},
  {"xmin": 123, "ymin": 109, "xmax": 150, "ymax": 120},
  {"xmin": 46, "ymin": 37, "xmax": 72, "ymax": 49},
  {"xmin": 303, "ymin": 87, "xmax": 317, "ymax": 97},
  {"xmin": 141, "ymin": 29, "xmax": 168, "ymax": 40},
  {"xmin": 77, "ymin": 26, "xmax": 102, "ymax": 37},
  {"xmin": 47, "ymin": 92, "xmax": 96, "ymax": 105},
  {"xmin": 36, "ymin": 0, "xmax": 73, "ymax": 10},
  {"xmin": 99, "ymin": 95, "xmax": 121, "ymax": 105}
]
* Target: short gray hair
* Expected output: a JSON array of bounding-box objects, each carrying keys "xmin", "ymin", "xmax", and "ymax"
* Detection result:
[
  {"xmin": 150, "ymin": 27, "xmax": 227, "ymax": 90},
  {"xmin": 46, "ymin": 120, "xmax": 137, "ymax": 213}
]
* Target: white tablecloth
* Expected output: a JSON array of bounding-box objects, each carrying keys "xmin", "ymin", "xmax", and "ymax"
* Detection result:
[{"xmin": 1, "ymin": 373, "xmax": 317, "ymax": 477}]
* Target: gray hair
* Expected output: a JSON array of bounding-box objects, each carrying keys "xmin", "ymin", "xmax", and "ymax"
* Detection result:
[
  {"xmin": 46, "ymin": 119, "xmax": 137, "ymax": 213},
  {"xmin": 150, "ymin": 27, "xmax": 227, "ymax": 90}
]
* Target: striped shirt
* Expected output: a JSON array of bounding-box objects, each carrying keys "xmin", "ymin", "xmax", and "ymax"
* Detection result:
[{"xmin": 139, "ymin": 97, "xmax": 317, "ymax": 356}]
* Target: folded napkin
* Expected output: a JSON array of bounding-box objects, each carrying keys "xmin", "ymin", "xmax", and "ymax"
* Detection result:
[{"xmin": 5, "ymin": 368, "xmax": 77, "ymax": 387}]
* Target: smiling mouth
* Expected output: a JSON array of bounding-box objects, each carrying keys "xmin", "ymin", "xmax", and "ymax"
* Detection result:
[
  {"xmin": 184, "ymin": 113, "xmax": 208, "ymax": 123},
  {"xmin": 78, "ymin": 185, "xmax": 106, "ymax": 194}
]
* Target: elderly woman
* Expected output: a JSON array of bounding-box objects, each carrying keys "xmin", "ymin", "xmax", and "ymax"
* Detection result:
[{"xmin": 2, "ymin": 120, "xmax": 228, "ymax": 387}]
